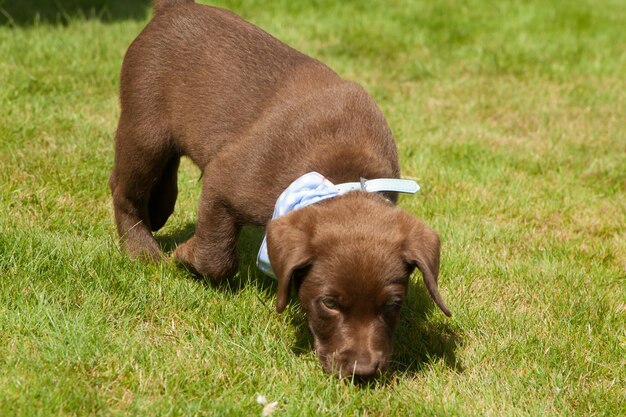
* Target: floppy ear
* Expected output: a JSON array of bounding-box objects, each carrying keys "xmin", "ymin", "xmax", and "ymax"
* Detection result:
[
  {"xmin": 266, "ymin": 210, "xmax": 313, "ymax": 313},
  {"xmin": 401, "ymin": 213, "xmax": 452, "ymax": 317}
]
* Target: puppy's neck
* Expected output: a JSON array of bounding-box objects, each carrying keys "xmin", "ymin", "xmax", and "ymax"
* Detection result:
[{"xmin": 308, "ymin": 144, "xmax": 399, "ymax": 185}]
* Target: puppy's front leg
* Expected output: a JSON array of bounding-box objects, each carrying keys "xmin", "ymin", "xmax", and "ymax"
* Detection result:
[{"xmin": 174, "ymin": 178, "xmax": 240, "ymax": 279}]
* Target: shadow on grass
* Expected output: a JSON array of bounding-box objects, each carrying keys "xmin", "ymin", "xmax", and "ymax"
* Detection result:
[
  {"xmin": 158, "ymin": 221, "xmax": 461, "ymax": 378},
  {"xmin": 390, "ymin": 280, "xmax": 463, "ymax": 375},
  {"xmin": 0, "ymin": 0, "xmax": 151, "ymax": 26},
  {"xmin": 157, "ymin": 222, "xmax": 196, "ymax": 253}
]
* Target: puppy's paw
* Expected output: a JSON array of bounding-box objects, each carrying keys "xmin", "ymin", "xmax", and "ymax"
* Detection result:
[
  {"xmin": 173, "ymin": 236, "xmax": 238, "ymax": 279},
  {"xmin": 173, "ymin": 237, "xmax": 197, "ymax": 270},
  {"xmin": 125, "ymin": 235, "xmax": 165, "ymax": 262}
]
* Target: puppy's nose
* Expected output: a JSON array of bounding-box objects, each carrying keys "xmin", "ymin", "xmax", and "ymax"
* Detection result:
[
  {"xmin": 338, "ymin": 350, "xmax": 383, "ymax": 378},
  {"xmin": 347, "ymin": 360, "xmax": 381, "ymax": 378}
]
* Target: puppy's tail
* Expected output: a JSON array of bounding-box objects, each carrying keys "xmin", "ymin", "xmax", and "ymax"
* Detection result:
[{"xmin": 153, "ymin": 0, "xmax": 194, "ymax": 14}]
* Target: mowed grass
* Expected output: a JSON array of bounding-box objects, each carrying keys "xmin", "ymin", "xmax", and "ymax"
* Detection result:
[{"xmin": 1, "ymin": 0, "xmax": 624, "ymax": 415}]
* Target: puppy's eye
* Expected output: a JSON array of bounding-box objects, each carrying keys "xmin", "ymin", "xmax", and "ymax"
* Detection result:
[
  {"xmin": 321, "ymin": 298, "xmax": 339, "ymax": 310},
  {"xmin": 384, "ymin": 298, "xmax": 403, "ymax": 311}
]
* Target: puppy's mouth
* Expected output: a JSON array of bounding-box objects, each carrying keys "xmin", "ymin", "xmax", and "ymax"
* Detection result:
[{"xmin": 311, "ymin": 339, "xmax": 339, "ymax": 375}]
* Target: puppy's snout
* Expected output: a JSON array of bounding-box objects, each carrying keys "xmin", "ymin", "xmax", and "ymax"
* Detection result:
[
  {"xmin": 348, "ymin": 360, "xmax": 381, "ymax": 378},
  {"xmin": 336, "ymin": 349, "xmax": 385, "ymax": 378}
]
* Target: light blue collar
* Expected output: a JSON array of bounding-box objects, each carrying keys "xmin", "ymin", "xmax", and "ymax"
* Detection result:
[{"xmin": 257, "ymin": 172, "xmax": 420, "ymax": 278}]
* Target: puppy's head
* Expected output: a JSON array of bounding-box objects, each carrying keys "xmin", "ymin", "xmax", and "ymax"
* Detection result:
[{"xmin": 266, "ymin": 192, "xmax": 451, "ymax": 378}]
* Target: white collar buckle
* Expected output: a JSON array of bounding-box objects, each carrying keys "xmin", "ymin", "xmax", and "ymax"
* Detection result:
[{"xmin": 335, "ymin": 177, "xmax": 420, "ymax": 194}]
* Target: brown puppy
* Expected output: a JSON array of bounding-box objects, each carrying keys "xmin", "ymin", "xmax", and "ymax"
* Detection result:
[{"xmin": 110, "ymin": 0, "xmax": 451, "ymax": 377}]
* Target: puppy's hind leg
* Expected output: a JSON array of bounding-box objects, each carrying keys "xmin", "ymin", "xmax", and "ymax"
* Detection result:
[{"xmin": 110, "ymin": 125, "xmax": 175, "ymax": 261}]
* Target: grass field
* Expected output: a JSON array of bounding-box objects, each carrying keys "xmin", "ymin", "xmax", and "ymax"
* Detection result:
[{"xmin": 1, "ymin": 0, "xmax": 625, "ymax": 415}]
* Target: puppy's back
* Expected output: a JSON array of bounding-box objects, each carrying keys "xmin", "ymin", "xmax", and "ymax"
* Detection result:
[{"xmin": 119, "ymin": 1, "xmax": 339, "ymax": 160}]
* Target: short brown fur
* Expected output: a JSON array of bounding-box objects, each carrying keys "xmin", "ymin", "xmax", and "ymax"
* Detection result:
[{"xmin": 110, "ymin": 0, "xmax": 451, "ymax": 377}]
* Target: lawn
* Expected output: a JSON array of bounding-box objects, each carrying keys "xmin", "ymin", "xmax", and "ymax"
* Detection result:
[{"xmin": 0, "ymin": 0, "xmax": 624, "ymax": 415}]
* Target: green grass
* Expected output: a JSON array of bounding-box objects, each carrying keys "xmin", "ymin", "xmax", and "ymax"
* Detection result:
[{"xmin": 1, "ymin": 0, "xmax": 625, "ymax": 415}]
